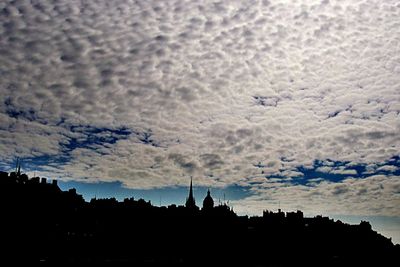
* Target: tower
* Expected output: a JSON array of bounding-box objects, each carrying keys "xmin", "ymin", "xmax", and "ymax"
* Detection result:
[
  {"xmin": 185, "ymin": 177, "xmax": 197, "ymax": 209},
  {"xmin": 202, "ymin": 188, "xmax": 214, "ymax": 210}
]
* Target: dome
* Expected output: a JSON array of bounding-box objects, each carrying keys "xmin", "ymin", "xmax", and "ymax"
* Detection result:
[{"xmin": 202, "ymin": 189, "xmax": 214, "ymax": 210}]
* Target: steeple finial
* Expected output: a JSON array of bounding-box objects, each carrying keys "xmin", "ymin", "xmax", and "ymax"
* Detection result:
[{"xmin": 189, "ymin": 177, "xmax": 193, "ymax": 196}]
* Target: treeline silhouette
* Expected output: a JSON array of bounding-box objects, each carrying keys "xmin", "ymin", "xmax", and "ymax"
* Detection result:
[{"xmin": 0, "ymin": 170, "xmax": 398, "ymax": 266}]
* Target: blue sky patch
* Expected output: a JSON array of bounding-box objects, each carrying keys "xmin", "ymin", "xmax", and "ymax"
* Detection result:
[
  {"xmin": 62, "ymin": 125, "xmax": 132, "ymax": 152},
  {"xmin": 263, "ymin": 155, "xmax": 400, "ymax": 186}
]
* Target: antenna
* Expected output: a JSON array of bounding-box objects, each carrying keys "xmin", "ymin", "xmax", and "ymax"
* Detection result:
[
  {"xmin": 17, "ymin": 158, "xmax": 21, "ymax": 176},
  {"xmin": 15, "ymin": 157, "xmax": 19, "ymax": 173}
]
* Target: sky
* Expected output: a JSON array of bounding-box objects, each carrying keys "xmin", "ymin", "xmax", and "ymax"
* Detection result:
[{"xmin": 0, "ymin": 0, "xmax": 399, "ymax": 243}]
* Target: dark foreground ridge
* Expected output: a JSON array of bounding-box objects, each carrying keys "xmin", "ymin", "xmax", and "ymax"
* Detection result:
[{"xmin": 0, "ymin": 170, "xmax": 398, "ymax": 266}]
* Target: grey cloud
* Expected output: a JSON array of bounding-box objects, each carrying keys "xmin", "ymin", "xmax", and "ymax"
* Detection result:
[
  {"xmin": 332, "ymin": 184, "xmax": 349, "ymax": 195},
  {"xmin": 168, "ymin": 153, "xmax": 198, "ymax": 173},
  {"xmin": 366, "ymin": 131, "xmax": 397, "ymax": 140},
  {"xmin": 200, "ymin": 153, "xmax": 224, "ymax": 170}
]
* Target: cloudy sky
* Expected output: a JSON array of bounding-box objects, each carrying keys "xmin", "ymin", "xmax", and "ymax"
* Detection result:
[{"xmin": 0, "ymin": 0, "xmax": 399, "ymax": 242}]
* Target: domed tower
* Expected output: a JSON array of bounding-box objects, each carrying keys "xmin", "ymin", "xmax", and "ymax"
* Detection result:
[{"xmin": 202, "ymin": 189, "xmax": 214, "ymax": 210}]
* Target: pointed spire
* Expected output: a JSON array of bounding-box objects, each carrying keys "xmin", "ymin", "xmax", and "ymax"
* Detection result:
[
  {"xmin": 185, "ymin": 176, "xmax": 196, "ymax": 209},
  {"xmin": 189, "ymin": 177, "xmax": 193, "ymax": 197}
]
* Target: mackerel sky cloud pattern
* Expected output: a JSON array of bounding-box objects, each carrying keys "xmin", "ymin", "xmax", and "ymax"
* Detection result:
[{"xmin": 0, "ymin": 0, "xmax": 399, "ymax": 221}]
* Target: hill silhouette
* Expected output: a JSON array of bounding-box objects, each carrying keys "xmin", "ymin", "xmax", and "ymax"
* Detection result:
[{"xmin": 0, "ymin": 170, "xmax": 398, "ymax": 266}]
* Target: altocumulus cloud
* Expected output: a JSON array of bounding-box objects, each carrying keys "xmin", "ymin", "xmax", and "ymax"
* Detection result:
[{"xmin": 0, "ymin": 0, "xmax": 399, "ymax": 216}]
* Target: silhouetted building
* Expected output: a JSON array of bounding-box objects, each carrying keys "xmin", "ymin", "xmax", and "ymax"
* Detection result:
[
  {"xmin": 263, "ymin": 209, "xmax": 285, "ymax": 224},
  {"xmin": 286, "ymin": 210, "xmax": 304, "ymax": 224},
  {"xmin": 185, "ymin": 178, "xmax": 197, "ymax": 209},
  {"xmin": 9, "ymin": 171, "xmax": 18, "ymax": 180},
  {"xmin": 360, "ymin": 220, "xmax": 372, "ymax": 231},
  {"xmin": 68, "ymin": 188, "xmax": 76, "ymax": 194},
  {"xmin": 0, "ymin": 171, "xmax": 7, "ymax": 179},
  {"xmin": 0, "ymin": 170, "xmax": 398, "ymax": 265},
  {"xmin": 202, "ymin": 189, "xmax": 214, "ymax": 210},
  {"xmin": 0, "ymin": 171, "xmax": 12, "ymax": 184},
  {"xmin": 28, "ymin": 177, "xmax": 40, "ymax": 184},
  {"xmin": 19, "ymin": 173, "xmax": 28, "ymax": 183}
]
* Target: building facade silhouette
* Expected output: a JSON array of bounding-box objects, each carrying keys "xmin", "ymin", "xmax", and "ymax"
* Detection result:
[{"xmin": 0, "ymin": 170, "xmax": 398, "ymax": 265}]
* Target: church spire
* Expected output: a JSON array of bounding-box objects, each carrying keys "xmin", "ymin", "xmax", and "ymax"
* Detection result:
[
  {"xmin": 185, "ymin": 177, "xmax": 196, "ymax": 209},
  {"xmin": 189, "ymin": 177, "xmax": 193, "ymax": 198}
]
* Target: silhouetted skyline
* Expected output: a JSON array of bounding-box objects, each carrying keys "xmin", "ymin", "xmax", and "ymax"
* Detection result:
[
  {"xmin": 0, "ymin": 0, "xmax": 399, "ymax": 253},
  {"xmin": 1, "ymin": 170, "xmax": 399, "ymax": 265}
]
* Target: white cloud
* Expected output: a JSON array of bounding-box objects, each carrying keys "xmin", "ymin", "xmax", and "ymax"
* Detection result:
[
  {"xmin": 316, "ymin": 165, "xmax": 357, "ymax": 175},
  {"xmin": 376, "ymin": 165, "xmax": 399, "ymax": 173},
  {"xmin": 316, "ymin": 166, "xmax": 333, "ymax": 173},
  {"xmin": 330, "ymin": 169, "xmax": 357, "ymax": 175}
]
